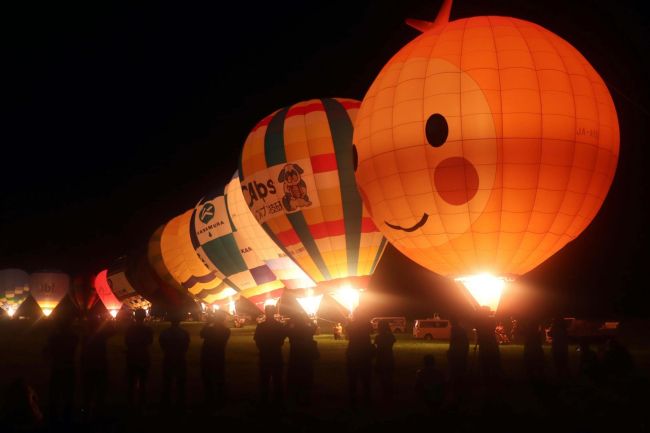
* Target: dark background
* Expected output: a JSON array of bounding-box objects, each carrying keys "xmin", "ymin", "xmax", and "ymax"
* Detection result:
[{"xmin": 2, "ymin": 0, "xmax": 649, "ymax": 318}]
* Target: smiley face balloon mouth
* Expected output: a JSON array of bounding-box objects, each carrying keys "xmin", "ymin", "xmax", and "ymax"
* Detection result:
[{"xmin": 385, "ymin": 213, "xmax": 429, "ymax": 232}]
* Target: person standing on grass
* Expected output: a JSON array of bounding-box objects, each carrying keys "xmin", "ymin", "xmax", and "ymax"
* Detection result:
[
  {"xmin": 346, "ymin": 311, "xmax": 375, "ymax": 409},
  {"xmin": 200, "ymin": 310, "xmax": 230, "ymax": 411},
  {"xmin": 124, "ymin": 309, "xmax": 153, "ymax": 412},
  {"xmin": 254, "ymin": 304, "xmax": 287, "ymax": 405},
  {"xmin": 43, "ymin": 314, "xmax": 78, "ymax": 425},
  {"xmin": 522, "ymin": 319, "xmax": 545, "ymax": 394},
  {"xmin": 415, "ymin": 354, "xmax": 445, "ymax": 411},
  {"xmin": 80, "ymin": 314, "xmax": 116, "ymax": 421},
  {"xmin": 374, "ymin": 320, "xmax": 396, "ymax": 403},
  {"xmin": 447, "ymin": 317, "xmax": 469, "ymax": 385},
  {"xmin": 549, "ymin": 317, "xmax": 569, "ymax": 381},
  {"xmin": 159, "ymin": 310, "xmax": 190, "ymax": 411},
  {"xmin": 286, "ymin": 312, "xmax": 318, "ymax": 407}
]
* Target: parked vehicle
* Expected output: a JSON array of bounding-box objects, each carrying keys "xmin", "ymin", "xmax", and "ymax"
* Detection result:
[
  {"xmin": 370, "ymin": 316, "xmax": 407, "ymax": 333},
  {"xmin": 413, "ymin": 318, "xmax": 451, "ymax": 340},
  {"xmin": 545, "ymin": 317, "xmax": 619, "ymax": 343}
]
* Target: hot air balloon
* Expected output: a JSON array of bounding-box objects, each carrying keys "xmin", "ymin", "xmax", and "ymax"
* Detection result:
[
  {"xmin": 238, "ymin": 98, "xmax": 388, "ymax": 312},
  {"xmin": 190, "ymin": 193, "xmax": 285, "ymax": 303},
  {"xmin": 94, "ymin": 269, "xmax": 123, "ymax": 318},
  {"xmin": 0, "ymin": 269, "xmax": 30, "ymax": 317},
  {"xmin": 68, "ymin": 274, "xmax": 99, "ymax": 317},
  {"xmin": 106, "ymin": 258, "xmax": 152, "ymax": 312},
  {"xmin": 29, "ymin": 271, "xmax": 70, "ymax": 317},
  {"xmin": 353, "ymin": 0, "xmax": 619, "ymax": 311},
  {"xmin": 159, "ymin": 210, "xmax": 231, "ymax": 305}
]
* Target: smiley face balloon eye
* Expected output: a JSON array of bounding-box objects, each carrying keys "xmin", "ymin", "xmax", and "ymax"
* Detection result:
[
  {"xmin": 425, "ymin": 113, "xmax": 448, "ymax": 147},
  {"xmin": 352, "ymin": 144, "xmax": 359, "ymax": 171}
]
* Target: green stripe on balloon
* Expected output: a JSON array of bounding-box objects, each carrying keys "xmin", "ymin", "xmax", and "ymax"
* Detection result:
[
  {"xmin": 370, "ymin": 237, "xmax": 388, "ymax": 273},
  {"xmin": 264, "ymin": 106, "xmax": 331, "ymax": 281},
  {"xmin": 201, "ymin": 234, "xmax": 248, "ymax": 284},
  {"xmin": 322, "ymin": 98, "xmax": 361, "ymax": 277}
]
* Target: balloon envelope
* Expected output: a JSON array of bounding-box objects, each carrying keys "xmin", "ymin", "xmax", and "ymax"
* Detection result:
[
  {"xmin": 238, "ymin": 98, "xmax": 387, "ymax": 287},
  {"xmin": 160, "ymin": 210, "xmax": 230, "ymax": 304},
  {"xmin": 353, "ymin": 5, "xmax": 619, "ymax": 280},
  {"xmin": 94, "ymin": 269, "xmax": 123, "ymax": 314},
  {"xmin": 29, "ymin": 271, "xmax": 70, "ymax": 316},
  {"xmin": 0, "ymin": 269, "xmax": 30, "ymax": 315}
]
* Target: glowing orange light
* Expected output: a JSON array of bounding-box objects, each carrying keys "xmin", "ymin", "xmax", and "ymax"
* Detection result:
[
  {"xmin": 455, "ymin": 274, "xmax": 509, "ymax": 312},
  {"xmin": 332, "ymin": 285, "xmax": 360, "ymax": 315},
  {"xmin": 109, "ymin": 309, "xmax": 118, "ymax": 318}
]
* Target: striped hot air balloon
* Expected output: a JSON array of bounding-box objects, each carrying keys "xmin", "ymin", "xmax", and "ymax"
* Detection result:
[
  {"xmin": 29, "ymin": 271, "xmax": 70, "ymax": 317},
  {"xmin": 190, "ymin": 193, "xmax": 285, "ymax": 302},
  {"xmin": 0, "ymin": 269, "xmax": 30, "ymax": 317},
  {"xmin": 106, "ymin": 258, "xmax": 152, "ymax": 311},
  {"xmin": 159, "ymin": 210, "xmax": 234, "ymax": 305},
  {"xmin": 225, "ymin": 173, "xmax": 315, "ymax": 290},
  {"xmin": 238, "ymin": 98, "xmax": 388, "ymax": 296}
]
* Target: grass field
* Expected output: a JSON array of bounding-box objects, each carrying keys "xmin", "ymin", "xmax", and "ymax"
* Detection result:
[{"xmin": 1, "ymin": 318, "xmax": 648, "ymax": 432}]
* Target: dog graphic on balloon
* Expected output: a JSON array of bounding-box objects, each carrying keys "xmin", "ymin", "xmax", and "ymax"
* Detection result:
[{"xmin": 279, "ymin": 163, "xmax": 312, "ymax": 212}]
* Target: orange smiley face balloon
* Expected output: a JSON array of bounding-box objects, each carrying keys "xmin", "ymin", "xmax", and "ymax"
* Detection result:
[{"xmin": 353, "ymin": 0, "xmax": 619, "ymax": 280}]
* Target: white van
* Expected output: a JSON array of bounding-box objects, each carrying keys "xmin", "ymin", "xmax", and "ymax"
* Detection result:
[
  {"xmin": 370, "ymin": 317, "xmax": 407, "ymax": 333},
  {"xmin": 413, "ymin": 318, "xmax": 451, "ymax": 340}
]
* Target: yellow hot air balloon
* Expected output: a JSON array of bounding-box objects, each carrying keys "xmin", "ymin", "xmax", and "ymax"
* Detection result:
[
  {"xmin": 353, "ymin": 0, "xmax": 619, "ymax": 311},
  {"xmin": 159, "ymin": 210, "xmax": 235, "ymax": 305},
  {"xmin": 238, "ymin": 98, "xmax": 388, "ymax": 305}
]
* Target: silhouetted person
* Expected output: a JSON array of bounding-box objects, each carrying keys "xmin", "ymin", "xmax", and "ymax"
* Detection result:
[
  {"xmin": 549, "ymin": 317, "xmax": 569, "ymax": 381},
  {"xmin": 475, "ymin": 311, "xmax": 501, "ymax": 388},
  {"xmin": 286, "ymin": 312, "xmax": 318, "ymax": 407},
  {"xmin": 200, "ymin": 310, "xmax": 230, "ymax": 411},
  {"xmin": 159, "ymin": 311, "xmax": 190, "ymax": 411},
  {"xmin": 346, "ymin": 312, "xmax": 374, "ymax": 408},
  {"xmin": 415, "ymin": 355, "xmax": 445, "ymax": 411},
  {"xmin": 124, "ymin": 309, "xmax": 153, "ymax": 411},
  {"xmin": 333, "ymin": 322, "xmax": 343, "ymax": 340},
  {"xmin": 374, "ymin": 320, "xmax": 396, "ymax": 403},
  {"xmin": 578, "ymin": 341, "xmax": 600, "ymax": 382},
  {"xmin": 80, "ymin": 314, "xmax": 115, "ymax": 421},
  {"xmin": 2, "ymin": 378, "xmax": 43, "ymax": 431},
  {"xmin": 254, "ymin": 305, "xmax": 287, "ymax": 405},
  {"xmin": 602, "ymin": 338, "xmax": 635, "ymax": 384},
  {"xmin": 43, "ymin": 314, "xmax": 78, "ymax": 424},
  {"xmin": 447, "ymin": 317, "xmax": 469, "ymax": 386},
  {"xmin": 522, "ymin": 320, "xmax": 545, "ymax": 393}
]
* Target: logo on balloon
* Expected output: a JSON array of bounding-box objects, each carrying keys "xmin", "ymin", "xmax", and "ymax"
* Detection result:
[
  {"xmin": 278, "ymin": 163, "xmax": 312, "ymax": 212},
  {"xmin": 199, "ymin": 203, "xmax": 215, "ymax": 224}
]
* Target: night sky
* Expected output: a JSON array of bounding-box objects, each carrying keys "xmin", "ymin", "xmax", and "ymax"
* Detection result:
[{"xmin": 3, "ymin": 0, "xmax": 649, "ymax": 318}]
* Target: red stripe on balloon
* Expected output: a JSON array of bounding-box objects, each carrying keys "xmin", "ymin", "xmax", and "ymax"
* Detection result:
[
  {"xmin": 338, "ymin": 100, "xmax": 361, "ymax": 110},
  {"xmin": 251, "ymin": 113, "xmax": 275, "ymax": 132},
  {"xmin": 361, "ymin": 217, "xmax": 379, "ymax": 232},
  {"xmin": 285, "ymin": 102, "xmax": 325, "ymax": 119},
  {"xmin": 309, "ymin": 220, "xmax": 345, "ymax": 239},
  {"xmin": 276, "ymin": 229, "xmax": 301, "ymax": 246},
  {"xmin": 310, "ymin": 153, "xmax": 338, "ymax": 173}
]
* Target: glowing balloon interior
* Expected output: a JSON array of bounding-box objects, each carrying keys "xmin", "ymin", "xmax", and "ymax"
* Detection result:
[
  {"xmin": 29, "ymin": 271, "xmax": 70, "ymax": 317},
  {"xmin": 353, "ymin": 0, "xmax": 619, "ymax": 299},
  {"xmin": 0, "ymin": 269, "xmax": 30, "ymax": 316}
]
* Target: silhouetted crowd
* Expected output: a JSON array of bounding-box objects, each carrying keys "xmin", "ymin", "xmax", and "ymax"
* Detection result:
[{"xmin": 0, "ymin": 305, "xmax": 644, "ymax": 432}]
